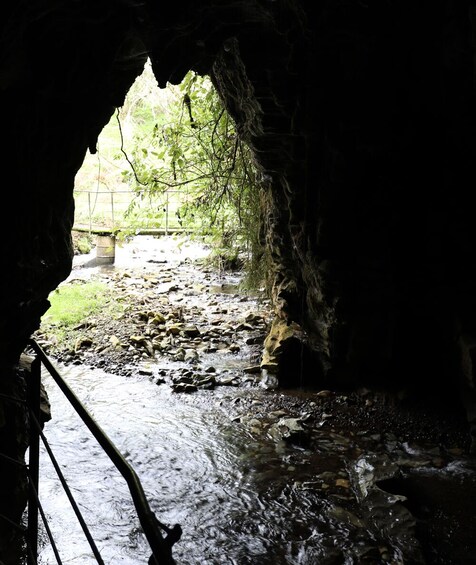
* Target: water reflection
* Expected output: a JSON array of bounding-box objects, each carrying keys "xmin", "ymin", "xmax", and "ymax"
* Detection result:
[
  {"xmin": 35, "ymin": 363, "xmax": 476, "ymax": 564},
  {"xmin": 37, "ymin": 366, "xmax": 346, "ymax": 564}
]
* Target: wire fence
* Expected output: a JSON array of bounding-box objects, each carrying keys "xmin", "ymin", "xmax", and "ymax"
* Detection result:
[{"xmin": 73, "ymin": 189, "xmax": 191, "ymax": 234}]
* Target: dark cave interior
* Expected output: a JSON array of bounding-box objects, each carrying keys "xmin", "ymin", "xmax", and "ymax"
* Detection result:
[{"xmin": 2, "ymin": 1, "xmax": 476, "ymax": 561}]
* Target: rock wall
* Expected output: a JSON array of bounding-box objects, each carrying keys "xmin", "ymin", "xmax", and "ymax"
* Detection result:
[
  {"xmin": 208, "ymin": 2, "xmax": 476, "ymax": 406},
  {"xmin": 2, "ymin": 0, "xmax": 476, "ymax": 560}
]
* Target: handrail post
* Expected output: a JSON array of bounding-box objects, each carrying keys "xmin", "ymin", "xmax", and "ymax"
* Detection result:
[
  {"xmin": 88, "ymin": 191, "xmax": 92, "ymax": 235},
  {"xmin": 165, "ymin": 191, "xmax": 169, "ymax": 235},
  {"xmin": 111, "ymin": 191, "xmax": 115, "ymax": 231},
  {"xmin": 27, "ymin": 355, "xmax": 41, "ymax": 564}
]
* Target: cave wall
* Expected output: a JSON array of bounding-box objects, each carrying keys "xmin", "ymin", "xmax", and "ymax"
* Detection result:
[
  {"xmin": 205, "ymin": 1, "xmax": 476, "ymax": 404},
  {"xmin": 2, "ymin": 0, "xmax": 476, "ymax": 560},
  {"xmin": 0, "ymin": 2, "xmax": 149, "ymax": 556}
]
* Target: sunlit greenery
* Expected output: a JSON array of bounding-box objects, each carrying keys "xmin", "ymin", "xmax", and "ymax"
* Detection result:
[
  {"xmin": 75, "ymin": 62, "xmax": 269, "ymax": 290},
  {"xmin": 41, "ymin": 281, "xmax": 123, "ymax": 343},
  {"xmin": 122, "ymin": 69, "xmax": 267, "ymax": 283}
]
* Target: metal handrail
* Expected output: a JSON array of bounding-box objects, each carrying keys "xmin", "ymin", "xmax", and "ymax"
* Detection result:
[
  {"xmin": 26, "ymin": 338, "xmax": 181, "ymax": 564},
  {"xmin": 29, "ymin": 409, "xmax": 102, "ymax": 564},
  {"xmin": 72, "ymin": 187, "xmax": 191, "ymax": 235}
]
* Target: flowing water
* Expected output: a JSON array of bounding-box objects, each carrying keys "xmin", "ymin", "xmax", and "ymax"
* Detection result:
[
  {"xmin": 36, "ymin": 365, "xmax": 351, "ymax": 565},
  {"xmin": 36, "ymin": 362, "xmax": 476, "ymax": 565}
]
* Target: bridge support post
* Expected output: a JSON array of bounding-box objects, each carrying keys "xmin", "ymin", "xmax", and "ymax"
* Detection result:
[{"xmin": 96, "ymin": 234, "xmax": 116, "ymax": 265}]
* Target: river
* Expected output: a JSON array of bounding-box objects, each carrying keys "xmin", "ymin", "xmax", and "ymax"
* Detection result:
[
  {"xmin": 35, "ymin": 361, "xmax": 476, "ymax": 565},
  {"xmin": 36, "ymin": 364, "xmax": 357, "ymax": 565}
]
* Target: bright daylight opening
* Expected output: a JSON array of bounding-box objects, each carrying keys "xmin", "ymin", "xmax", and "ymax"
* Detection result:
[{"xmin": 73, "ymin": 59, "xmax": 266, "ymax": 288}]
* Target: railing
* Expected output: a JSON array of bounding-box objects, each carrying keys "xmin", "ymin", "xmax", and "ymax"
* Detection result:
[
  {"xmin": 25, "ymin": 338, "xmax": 181, "ymax": 564},
  {"xmin": 73, "ymin": 189, "xmax": 190, "ymax": 235}
]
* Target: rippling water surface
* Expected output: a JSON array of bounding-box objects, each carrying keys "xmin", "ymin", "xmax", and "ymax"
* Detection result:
[
  {"xmin": 37, "ymin": 365, "xmax": 351, "ymax": 565},
  {"xmin": 34, "ymin": 358, "xmax": 476, "ymax": 565}
]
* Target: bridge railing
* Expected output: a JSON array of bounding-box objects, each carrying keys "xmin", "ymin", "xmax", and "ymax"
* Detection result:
[
  {"xmin": 25, "ymin": 338, "xmax": 181, "ymax": 565},
  {"xmin": 73, "ymin": 188, "xmax": 189, "ymax": 234}
]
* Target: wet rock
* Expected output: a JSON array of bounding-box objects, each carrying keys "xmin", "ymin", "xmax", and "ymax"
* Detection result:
[
  {"xmin": 269, "ymin": 409, "xmax": 289, "ymax": 418},
  {"xmin": 109, "ymin": 335, "xmax": 124, "ymax": 348},
  {"xmin": 244, "ymin": 312, "xmax": 264, "ymax": 325},
  {"xmin": 243, "ymin": 364, "xmax": 261, "ymax": 374},
  {"xmin": 245, "ymin": 335, "xmax": 263, "ymax": 345},
  {"xmin": 156, "ymin": 282, "xmax": 180, "ymax": 293},
  {"xmin": 184, "ymin": 348, "xmax": 199, "ymax": 363},
  {"xmin": 148, "ymin": 312, "xmax": 166, "ymax": 325},
  {"xmin": 268, "ymin": 416, "xmax": 311, "ymax": 447},
  {"xmin": 166, "ymin": 324, "xmax": 182, "ymax": 336},
  {"xmin": 182, "ymin": 325, "xmax": 200, "ymax": 337},
  {"xmin": 129, "ymin": 334, "xmax": 148, "ymax": 345},
  {"xmin": 259, "ymin": 372, "xmax": 279, "ymax": 389},
  {"xmin": 194, "ymin": 375, "xmax": 216, "ymax": 389},
  {"xmin": 215, "ymin": 375, "xmax": 239, "ymax": 386},
  {"xmin": 74, "ymin": 336, "xmax": 93, "ymax": 351},
  {"xmin": 171, "ymin": 383, "xmax": 197, "ymax": 393},
  {"xmin": 316, "ymin": 390, "xmax": 335, "ymax": 398}
]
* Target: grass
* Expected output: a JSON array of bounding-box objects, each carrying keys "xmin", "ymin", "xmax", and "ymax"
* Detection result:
[{"xmin": 40, "ymin": 280, "xmax": 122, "ymax": 345}]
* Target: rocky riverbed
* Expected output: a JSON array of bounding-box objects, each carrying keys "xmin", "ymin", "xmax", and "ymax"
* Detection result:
[
  {"xmin": 34, "ymin": 235, "xmax": 472, "ymax": 447},
  {"xmin": 33, "ymin": 234, "xmax": 476, "ymax": 564},
  {"xmin": 35, "ymin": 235, "xmax": 271, "ymax": 385}
]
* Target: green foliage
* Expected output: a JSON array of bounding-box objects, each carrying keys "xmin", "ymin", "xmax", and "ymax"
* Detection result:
[
  {"xmin": 121, "ymin": 70, "xmax": 268, "ymax": 289},
  {"xmin": 75, "ymin": 235, "xmax": 94, "ymax": 255},
  {"xmin": 76, "ymin": 239, "xmax": 91, "ymax": 254},
  {"xmin": 41, "ymin": 280, "xmax": 122, "ymax": 344},
  {"xmin": 74, "ymin": 63, "xmax": 269, "ymax": 291}
]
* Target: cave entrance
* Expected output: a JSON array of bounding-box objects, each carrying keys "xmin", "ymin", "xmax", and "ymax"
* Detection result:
[{"xmin": 73, "ymin": 59, "xmax": 266, "ymax": 290}]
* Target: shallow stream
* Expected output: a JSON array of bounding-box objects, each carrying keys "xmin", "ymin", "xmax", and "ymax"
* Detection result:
[
  {"xmin": 37, "ymin": 364, "xmax": 358, "ymax": 565},
  {"xmin": 34, "ymin": 361, "xmax": 476, "ymax": 565}
]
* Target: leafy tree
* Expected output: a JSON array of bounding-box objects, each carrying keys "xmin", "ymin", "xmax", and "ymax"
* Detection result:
[{"xmin": 122, "ymin": 68, "xmax": 269, "ymax": 289}]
